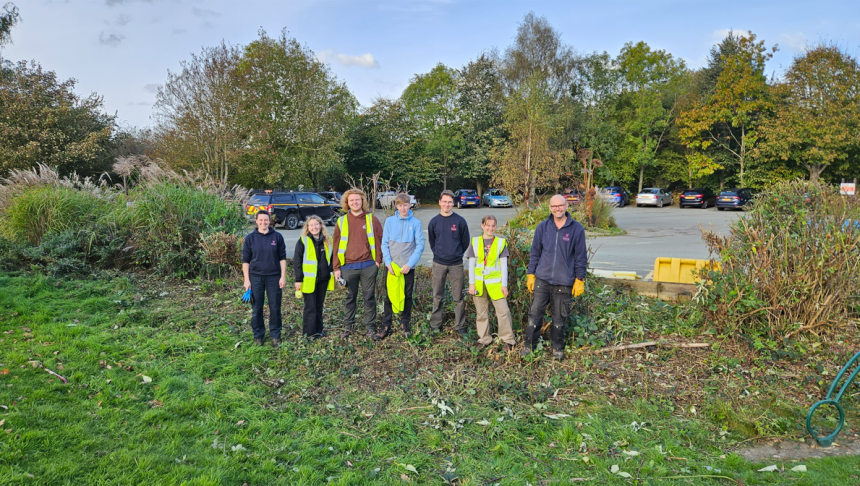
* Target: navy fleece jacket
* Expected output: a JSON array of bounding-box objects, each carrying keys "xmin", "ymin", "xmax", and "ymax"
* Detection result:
[
  {"xmin": 428, "ymin": 212, "xmax": 470, "ymax": 266},
  {"xmin": 242, "ymin": 229, "xmax": 287, "ymax": 277},
  {"xmin": 527, "ymin": 213, "xmax": 587, "ymax": 286}
]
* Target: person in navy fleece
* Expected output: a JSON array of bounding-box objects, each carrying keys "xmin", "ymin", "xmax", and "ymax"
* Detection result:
[
  {"xmin": 427, "ymin": 190, "xmax": 470, "ymax": 337},
  {"xmin": 242, "ymin": 210, "xmax": 287, "ymax": 348},
  {"xmin": 522, "ymin": 195, "xmax": 587, "ymax": 360}
]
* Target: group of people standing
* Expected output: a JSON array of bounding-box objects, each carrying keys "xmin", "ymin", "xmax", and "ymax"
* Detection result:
[{"xmin": 241, "ymin": 191, "xmax": 587, "ymax": 360}]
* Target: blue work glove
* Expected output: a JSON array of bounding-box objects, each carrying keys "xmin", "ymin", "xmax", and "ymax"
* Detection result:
[{"xmin": 241, "ymin": 289, "xmax": 254, "ymax": 304}]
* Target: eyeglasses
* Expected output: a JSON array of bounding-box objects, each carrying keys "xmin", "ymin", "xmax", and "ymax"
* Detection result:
[{"xmin": 550, "ymin": 204, "xmax": 566, "ymax": 209}]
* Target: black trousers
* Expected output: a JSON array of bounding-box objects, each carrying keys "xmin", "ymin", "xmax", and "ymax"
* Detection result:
[
  {"xmin": 302, "ymin": 282, "xmax": 328, "ymax": 337},
  {"xmin": 524, "ymin": 277, "xmax": 573, "ymax": 351},
  {"xmin": 250, "ymin": 274, "xmax": 282, "ymax": 340},
  {"xmin": 382, "ymin": 269, "xmax": 415, "ymax": 332}
]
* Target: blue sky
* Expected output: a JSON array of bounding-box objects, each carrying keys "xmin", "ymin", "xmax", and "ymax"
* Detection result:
[{"xmin": 4, "ymin": 0, "xmax": 859, "ymax": 129}]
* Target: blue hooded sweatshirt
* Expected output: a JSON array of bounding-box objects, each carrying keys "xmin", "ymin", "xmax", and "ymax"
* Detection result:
[
  {"xmin": 381, "ymin": 210, "xmax": 425, "ymax": 269},
  {"xmin": 527, "ymin": 212, "xmax": 587, "ymax": 286}
]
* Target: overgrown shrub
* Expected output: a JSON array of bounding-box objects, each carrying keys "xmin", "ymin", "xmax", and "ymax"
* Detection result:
[
  {"xmin": 126, "ymin": 182, "xmax": 247, "ymax": 277},
  {"xmin": 0, "ymin": 164, "xmax": 250, "ymax": 278},
  {"xmin": 19, "ymin": 230, "xmax": 90, "ymax": 276},
  {"xmin": 199, "ymin": 231, "xmax": 242, "ymax": 278},
  {"xmin": 695, "ymin": 180, "xmax": 860, "ymax": 339}
]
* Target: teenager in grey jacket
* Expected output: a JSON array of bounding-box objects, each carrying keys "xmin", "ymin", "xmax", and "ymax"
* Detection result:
[{"xmin": 379, "ymin": 193, "xmax": 425, "ymax": 338}]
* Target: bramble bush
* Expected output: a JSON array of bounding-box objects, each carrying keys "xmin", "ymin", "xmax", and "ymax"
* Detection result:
[{"xmin": 695, "ymin": 180, "xmax": 860, "ymax": 339}]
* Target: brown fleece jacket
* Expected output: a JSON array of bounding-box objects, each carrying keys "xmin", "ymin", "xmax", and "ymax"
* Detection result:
[{"xmin": 332, "ymin": 211, "xmax": 384, "ymax": 271}]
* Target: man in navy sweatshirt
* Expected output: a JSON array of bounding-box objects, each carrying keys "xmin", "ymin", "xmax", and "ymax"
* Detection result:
[
  {"xmin": 523, "ymin": 195, "xmax": 587, "ymax": 360},
  {"xmin": 427, "ymin": 190, "xmax": 470, "ymax": 336}
]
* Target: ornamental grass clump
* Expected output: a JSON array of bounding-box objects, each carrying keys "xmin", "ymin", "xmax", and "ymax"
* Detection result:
[
  {"xmin": 0, "ymin": 162, "xmax": 249, "ymax": 278},
  {"xmin": 696, "ymin": 180, "xmax": 860, "ymax": 339}
]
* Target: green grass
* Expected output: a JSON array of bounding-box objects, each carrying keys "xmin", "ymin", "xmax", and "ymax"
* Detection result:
[{"xmin": 1, "ymin": 270, "xmax": 859, "ymax": 485}]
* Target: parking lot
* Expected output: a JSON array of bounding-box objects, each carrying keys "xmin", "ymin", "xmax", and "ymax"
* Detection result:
[{"xmin": 273, "ymin": 203, "xmax": 740, "ymax": 279}]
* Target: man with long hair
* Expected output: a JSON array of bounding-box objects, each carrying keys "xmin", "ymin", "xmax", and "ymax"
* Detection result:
[{"xmin": 332, "ymin": 189, "xmax": 384, "ymax": 340}]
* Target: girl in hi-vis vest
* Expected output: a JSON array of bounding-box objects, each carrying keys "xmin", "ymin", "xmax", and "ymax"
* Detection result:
[
  {"xmin": 467, "ymin": 215, "xmax": 517, "ymax": 351},
  {"xmin": 293, "ymin": 215, "xmax": 334, "ymax": 339}
]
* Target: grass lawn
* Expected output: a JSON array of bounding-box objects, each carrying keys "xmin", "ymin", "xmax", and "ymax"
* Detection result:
[{"xmin": 1, "ymin": 270, "xmax": 858, "ymax": 485}]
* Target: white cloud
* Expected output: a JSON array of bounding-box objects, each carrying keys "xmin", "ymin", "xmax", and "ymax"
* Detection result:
[
  {"xmin": 98, "ymin": 31, "xmax": 124, "ymax": 47},
  {"xmin": 780, "ymin": 32, "xmax": 807, "ymax": 52},
  {"xmin": 143, "ymin": 83, "xmax": 160, "ymax": 93},
  {"xmin": 710, "ymin": 28, "xmax": 749, "ymax": 45},
  {"xmin": 192, "ymin": 7, "xmax": 220, "ymax": 18},
  {"xmin": 317, "ymin": 50, "xmax": 380, "ymax": 68}
]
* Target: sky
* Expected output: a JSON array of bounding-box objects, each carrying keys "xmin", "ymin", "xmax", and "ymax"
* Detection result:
[{"xmin": 3, "ymin": 0, "xmax": 860, "ymax": 129}]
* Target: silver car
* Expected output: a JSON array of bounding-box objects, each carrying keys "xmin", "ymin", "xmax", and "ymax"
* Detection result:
[
  {"xmin": 376, "ymin": 191, "xmax": 417, "ymax": 209},
  {"xmin": 635, "ymin": 188, "xmax": 673, "ymax": 208},
  {"xmin": 482, "ymin": 189, "xmax": 513, "ymax": 208}
]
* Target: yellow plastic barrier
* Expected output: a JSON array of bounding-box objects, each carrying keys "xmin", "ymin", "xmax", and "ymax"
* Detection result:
[{"xmin": 653, "ymin": 257, "xmax": 720, "ymax": 284}]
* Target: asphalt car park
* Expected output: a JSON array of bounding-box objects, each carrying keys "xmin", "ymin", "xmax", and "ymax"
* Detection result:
[{"xmin": 272, "ymin": 203, "xmax": 738, "ymax": 279}]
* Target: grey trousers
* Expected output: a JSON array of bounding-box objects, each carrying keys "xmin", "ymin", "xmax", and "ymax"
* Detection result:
[
  {"xmin": 342, "ymin": 264, "xmax": 378, "ymax": 334},
  {"xmin": 430, "ymin": 262, "xmax": 466, "ymax": 332}
]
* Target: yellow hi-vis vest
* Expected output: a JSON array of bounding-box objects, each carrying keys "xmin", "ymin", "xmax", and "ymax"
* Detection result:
[
  {"xmin": 301, "ymin": 236, "xmax": 335, "ymax": 293},
  {"xmin": 386, "ymin": 262, "xmax": 405, "ymax": 314},
  {"xmin": 336, "ymin": 213, "xmax": 376, "ymax": 266},
  {"xmin": 473, "ymin": 236, "xmax": 506, "ymax": 300}
]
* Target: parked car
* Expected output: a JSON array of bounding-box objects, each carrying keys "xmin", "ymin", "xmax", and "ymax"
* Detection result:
[
  {"xmin": 481, "ymin": 189, "xmax": 513, "ymax": 208},
  {"xmin": 245, "ymin": 193, "xmax": 274, "ymax": 219},
  {"xmin": 376, "ymin": 191, "xmax": 417, "ymax": 209},
  {"xmin": 245, "ymin": 191, "xmax": 340, "ymax": 230},
  {"xmin": 716, "ymin": 188, "xmax": 756, "ymax": 211},
  {"xmin": 318, "ymin": 191, "xmax": 342, "ymax": 204},
  {"xmin": 453, "ymin": 189, "xmax": 480, "ymax": 208},
  {"xmin": 598, "ymin": 186, "xmax": 630, "ymax": 207},
  {"xmin": 635, "ymin": 188, "xmax": 673, "ymax": 207},
  {"xmin": 562, "ymin": 187, "xmax": 582, "ymax": 205},
  {"xmin": 679, "ymin": 188, "xmax": 717, "ymax": 209}
]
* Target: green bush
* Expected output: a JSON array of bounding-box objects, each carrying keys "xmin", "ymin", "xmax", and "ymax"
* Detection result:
[
  {"xmin": 0, "ymin": 185, "xmax": 101, "ymax": 244},
  {"xmin": 126, "ymin": 182, "xmax": 247, "ymax": 277},
  {"xmin": 588, "ymin": 195, "xmax": 617, "ymax": 229},
  {"xmin": 695, "ymin": 180, "xmax": 860, "ymax": 339},
  {"xmin": 0, "ymin": 166, "xmax": 249, "ymax": 279}
]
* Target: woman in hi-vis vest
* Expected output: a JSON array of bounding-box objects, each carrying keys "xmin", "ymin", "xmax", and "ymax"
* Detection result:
[
  {"xmin": 293, "ymin": 215, "xmax": 334, "ymax": 339},
  {"xmin": 467, "ymin": 215, "xmax": 517, "ymax": 351}
]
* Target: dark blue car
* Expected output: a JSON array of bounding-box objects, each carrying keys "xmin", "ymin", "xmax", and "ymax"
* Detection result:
[
  {"xmin": 599, "ymin": 186, "xmax": 630, "ymax": 207},
  {"xmin": 453, "ymin": 189, "xmax": 480, "ymax": 208}
]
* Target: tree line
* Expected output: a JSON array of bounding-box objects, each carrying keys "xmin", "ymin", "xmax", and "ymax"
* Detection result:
[{"xmin": 1, "ymin": 9, "xmax": 858, "ymax": 200}]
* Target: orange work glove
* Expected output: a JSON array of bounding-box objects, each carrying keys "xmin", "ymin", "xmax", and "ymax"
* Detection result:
[
  {"xmin": 526, "ymin": 274, "xmax": 536, "ymax": 293},
  {"xmin": 572, "ymin": 279, "xmax": 584, "ymax": 297}
]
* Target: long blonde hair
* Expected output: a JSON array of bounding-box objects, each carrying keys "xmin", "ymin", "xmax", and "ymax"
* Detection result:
[
  {"xmin": 300, "ymin": 215, "xmax": 329, "ymax": 243},
  {"xmin": 340, "ymin": 188, "xmax": 369, "ymax": 213}
]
